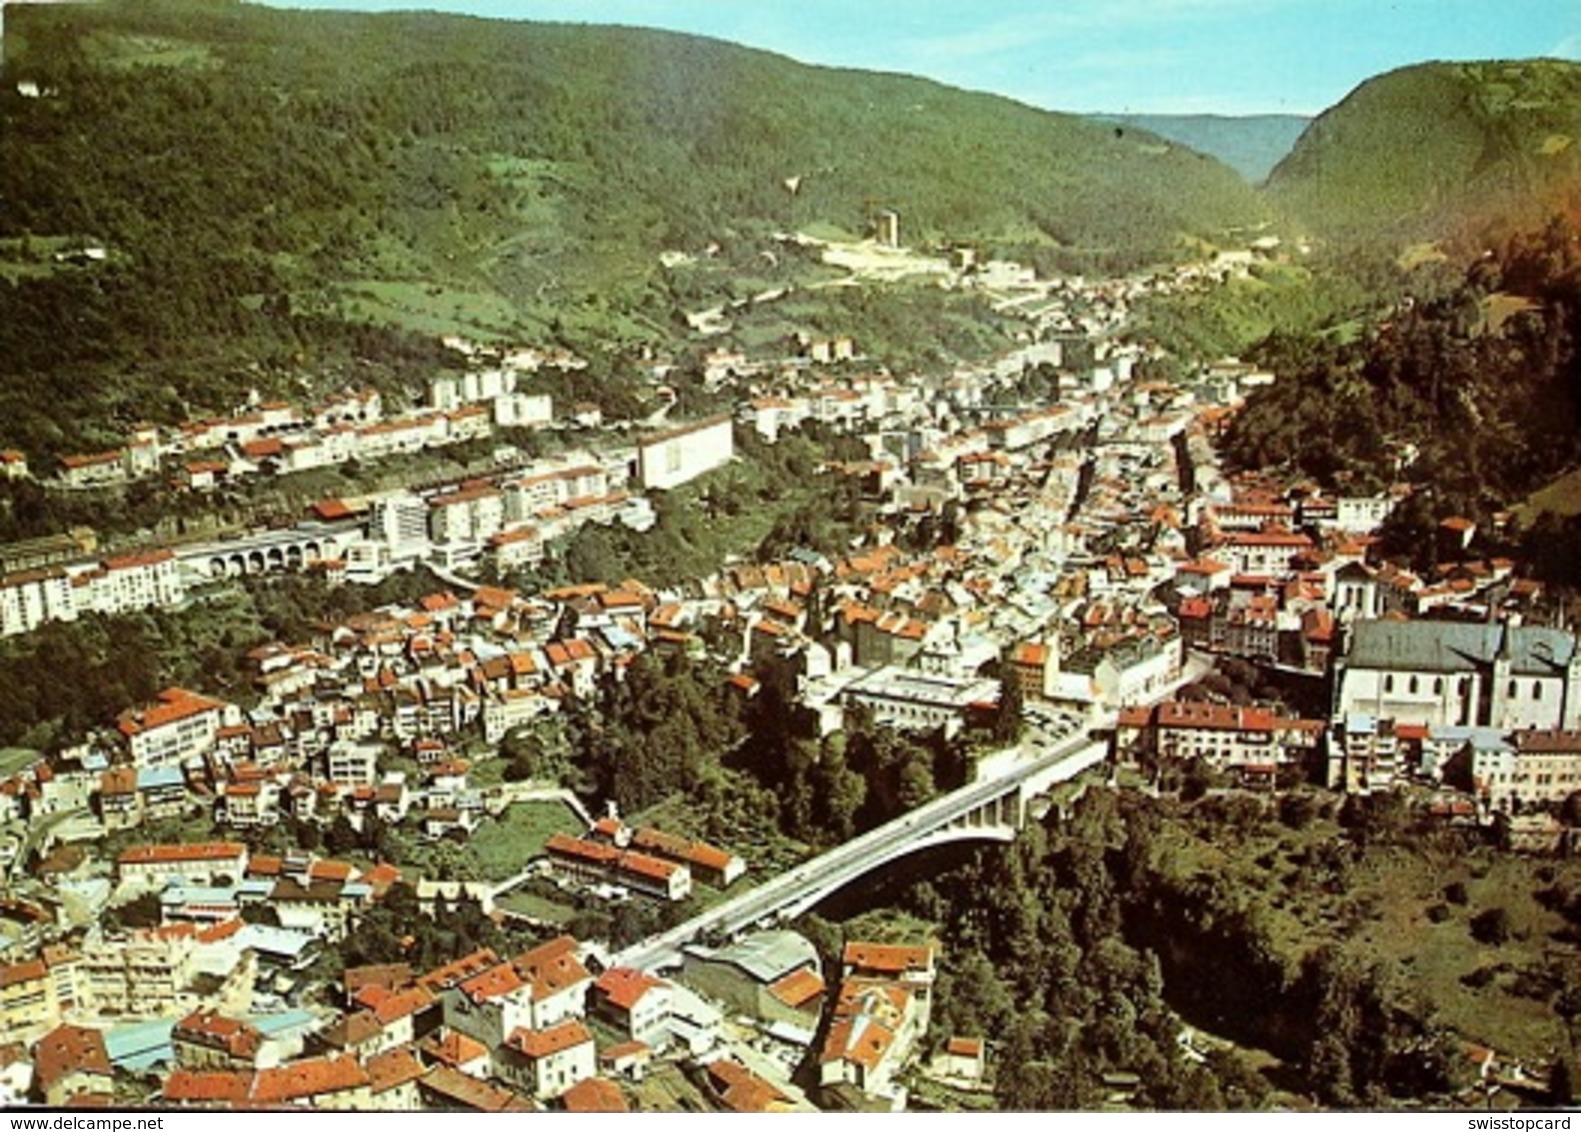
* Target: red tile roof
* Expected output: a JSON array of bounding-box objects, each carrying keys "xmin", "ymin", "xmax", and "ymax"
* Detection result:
[
  {"xmin": 172, "ymin": 1009, "xmax": 264, "ymax": 1060},
  {"xmin": 117, "ymin": 687, "xmax": 227, "ymax": 737},
  {"xmin": 418, "ymin": 1030, "xmax": 490, "ymax": 1069},
  {"xmin": 251, "ymin": 1055, "xmax": 369, "ymax": 1103},
  {"xmin": 594, "ymin": 966, "xmax": 667, "ymax": 1012},
  {"xmin": 767, "ymin": 966, "xmax": 826, "ymax": 1009},
  {"xmin": 365, "ymin": 1047, "xmax": 426, "ymax": 1096},
  {"xmin": 562, "ymin": 1076, "xmax": 629, "ymax": 1113},
  {"xmin": 0, "ymin": 958, "xmax": 47, "ymax": 989},
  {"xmin": 118, "ymin": 841, "xmax": 245, "ymax": 866},
  {"xmin": 842, "ymin": 941, "xmax": 935, "ymax": 976},
  {"xmin": 34, "ymin": 1025, "xmax": 111, "ymax": 1090},
  {"xmin": 507, "ymin": 1019, "xmax": 593, "ymax": 1059},
  {"xmin": 162, "ymin": 1068, "xmax": 253, "ymax": 1105},
  {"xmin": 512, "ymin": 935, "xmax": 590, "ymax": 1002}
]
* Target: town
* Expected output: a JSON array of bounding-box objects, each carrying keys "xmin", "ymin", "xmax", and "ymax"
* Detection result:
[{"xmin": 0, "ymin": 213, "xmax": 1576, "ymax": 1112}]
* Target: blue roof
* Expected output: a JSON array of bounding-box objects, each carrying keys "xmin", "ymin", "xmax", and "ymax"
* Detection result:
[
  {"xmin": 235, "ymin": 923, "xmax": 318, "ymax": 959},
  {"xmin": 602, "ymin": 626, "xmax": 640, "ymax": 651},
  {"xmin": 1345, "ymin": 713, "xmax": 1377, "ymax": 734},
  {"xmin": 1427, "ymin": 725, "xmax": 1514, "ymax": 752},
  {"xmin": 248, "ymin": 1009, "xmax": 317, "ymax": 1038},
  {"xmin": 105, "ymin": 1020, "xmax": 174, "ymax": 1071},
  {"xmin": 161, "ymin": 885, "xmax": 240, "ymax": 906},
  {"xmin": 136, "ymin": 766, "xmax": 185, "ymax": 790}
]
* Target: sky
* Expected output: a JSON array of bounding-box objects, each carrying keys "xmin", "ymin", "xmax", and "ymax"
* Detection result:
[{"xmin": 262, "ymin": 0, "xmax": 1581, "ymax": 116}]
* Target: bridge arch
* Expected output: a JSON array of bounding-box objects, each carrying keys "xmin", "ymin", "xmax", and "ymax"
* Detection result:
[{"xmin": 769, "ymin": 824, "xmax": 1016, "ymax": 925}]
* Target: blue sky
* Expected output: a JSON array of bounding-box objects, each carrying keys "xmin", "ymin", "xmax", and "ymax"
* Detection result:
[{"xmin": 269, "ymin": 0, "xmax": 1580, "ymax": 115}]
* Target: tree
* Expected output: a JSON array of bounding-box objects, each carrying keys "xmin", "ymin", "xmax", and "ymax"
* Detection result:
[
  {"xmin": 108, "ymin": 890, "xmax": 163, "ymax": 931},
  {"xmin": 1550, "ymin": 1054, "xmax": 1577, "ymax": 1106},
  {"xmin": 1470, "ymin": 906, "xmax": 1513, "ymax": 946},
  {"xmin": 324, "ymin": 815, "xmax": 360, "ymax": 858}
]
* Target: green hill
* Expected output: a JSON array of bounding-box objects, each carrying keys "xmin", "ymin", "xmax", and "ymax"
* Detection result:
[
  {"xmin": 1090, "ymin": 113, "xmax": 1310, "ymax": 183},
  {"xmin": 0, "ymin": 0, "xmax": 1264, "ymax": 458},
  {"xmin": 1265, "ymin": 59, "xmax": 1581, "ymax": 241}
]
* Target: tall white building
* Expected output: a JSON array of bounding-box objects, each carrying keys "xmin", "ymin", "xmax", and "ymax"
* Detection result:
[
  {"xmin": 636, "ymin": 415, "xmax": 734, "ymax": 491},
  {"xmin": 369, "ymin": 493, "xmax": 431, "ymax": 561}
]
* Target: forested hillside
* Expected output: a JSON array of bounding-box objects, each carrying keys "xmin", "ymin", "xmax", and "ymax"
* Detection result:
[
  {"xmin": 0, "ymin": 0, "xmax": 1263, "ymax": 457},
  {"xmin": 1265, "ymin": 60, "xmax": 1581, "ymax": 241},
  {"xmin": 1219, "ymin": 216, "xmax": 1581, "ymax": 572}
]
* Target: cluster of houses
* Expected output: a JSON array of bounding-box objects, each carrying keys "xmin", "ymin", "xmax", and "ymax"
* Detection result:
[
  {"xmin": 0, "ymin": 908, "xmax": 955, "ymax": 1112},
  {"xmin": 6, "ymin": 236, "xmax": 1581, "ymax": 1107},
  {"xmin": 44, "ymin": 344, "xmax": 575, "ymax": 494}
]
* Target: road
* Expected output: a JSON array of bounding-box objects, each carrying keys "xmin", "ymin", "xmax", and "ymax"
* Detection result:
[{"xmin": 614, "ymin": 718, "xmax": 1113, "ymax": 972}]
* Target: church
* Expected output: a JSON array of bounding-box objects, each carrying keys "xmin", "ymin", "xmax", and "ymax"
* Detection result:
[{"xmin": 1332, "ymin": 619, "xmax": 1581, "ymax": 732}]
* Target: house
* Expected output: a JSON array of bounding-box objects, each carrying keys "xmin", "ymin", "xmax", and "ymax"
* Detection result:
[
  {"xmin": 935, "ymin": 1036, "xmax": 987, "ymax": 1083},
  {"xmin": 364, "ymin": 1046, "xmax": 426, "ymax": 1110},
  {"xmin": 267, "ymin": 878, "xmax": 371, "ymax": 942},
  {"xmin": 440, "ymin": 936, "xmax": 590, "ymax": 1050},
  {"xmin": 117, "ymin": 688, "xmax": 237, "ymax": 769},
  {"xmin": 598, "ymin": 1040, "xmax": 652, "ymax": 1082},
  {"xmin": 0, "ymin": 959, "xmax": 58, "ymax": 1041},
  {"xmin": 841, "ymin": 941, "xmax": 936, "ymax": 1030},
  {"xmin": 591, "ymin": 967, "xmax": 672, "ymax": 1046},
  {"xmin": 249, "ymin": 1054, "xmax": 372, "ymax": 1109},
  {"xmin": 1113, "ymin": 701, "xmax": 1324, "ymax": 779},
  {"xmin": 417, "ymin": 1030, "xmax": 491, "ymax": 1080},
  {"xmin": 636, "ymin": 415, "xmax": 733, "ymax": 491},
  {"xmin": 818, "ymin": 980, "xmax": 922, "ymax": 1106},
  {"xmin": 78, "ymin": 925, "xmax": 256, "ymax": 1020},
  {"xmin": 496, "ymin": 1019, "xmax": 596, "ymax": 1099},
  {"xmin": 704, "ymin": 1057, "xmax": 794, "ymax": 1114},
  {"xmin": 171, "ymin": 1010, "xmax": 268, "ymax": 1070},
  {"xmin": 1474, "ymin": 729, "xmax": 1581, "ymax": 815},
  {"xmin": 544, "ymin": 834, "xmax": 693, "ymax": 901},
  {"xmin": 627, "ymin": 826, "xmax": 745, "ymax": 887},
  {"xmin": 32, "ymin": 1024, "xmax": 112, "ymax": 1106},
  {"xmin": 415, "ymin": 1064, "xmax": 531, "ymax": 1112},
  {"xmin": 117, "ymin": 842, "xmax": 248, "ymax": 888}
]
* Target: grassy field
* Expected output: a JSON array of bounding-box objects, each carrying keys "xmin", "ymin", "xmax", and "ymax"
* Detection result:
[
  {"xmin": 467, "ymin": 798, "xmax": 586, "ymax": 880},
  {"xmin": 331, "ymin": 279, "xmax": 523, "ymax": 341},
  {"xmin": 495, "ymin": 887, "xmax": 577, "ymax": 926},
  {"xmin": 1516, "ymin": 466, "xmax": 1581, "ymax": 521},
  {"xmin": 83, "ymin": 30, "xmax": 215, "ymax": 69},
  {"xmin": 0, "ymin": 748, "xmax": 42, "ymax": 780}
]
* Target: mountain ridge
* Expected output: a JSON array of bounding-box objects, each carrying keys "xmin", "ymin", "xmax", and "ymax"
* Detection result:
[{"xmin": 1088, "ymin": 113, "xmax": 1310, "ymax": 183}]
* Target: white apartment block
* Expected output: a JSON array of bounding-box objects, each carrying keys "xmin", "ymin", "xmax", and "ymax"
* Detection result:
[{"xmin": 636, "ymin": 415, "xmax": 733, "ymax": 491}]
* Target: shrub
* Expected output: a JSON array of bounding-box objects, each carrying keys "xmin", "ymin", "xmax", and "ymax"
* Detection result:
[{"xmin": 1470, "ymin": 906, "xmax": 1513, "ymax": 946}]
